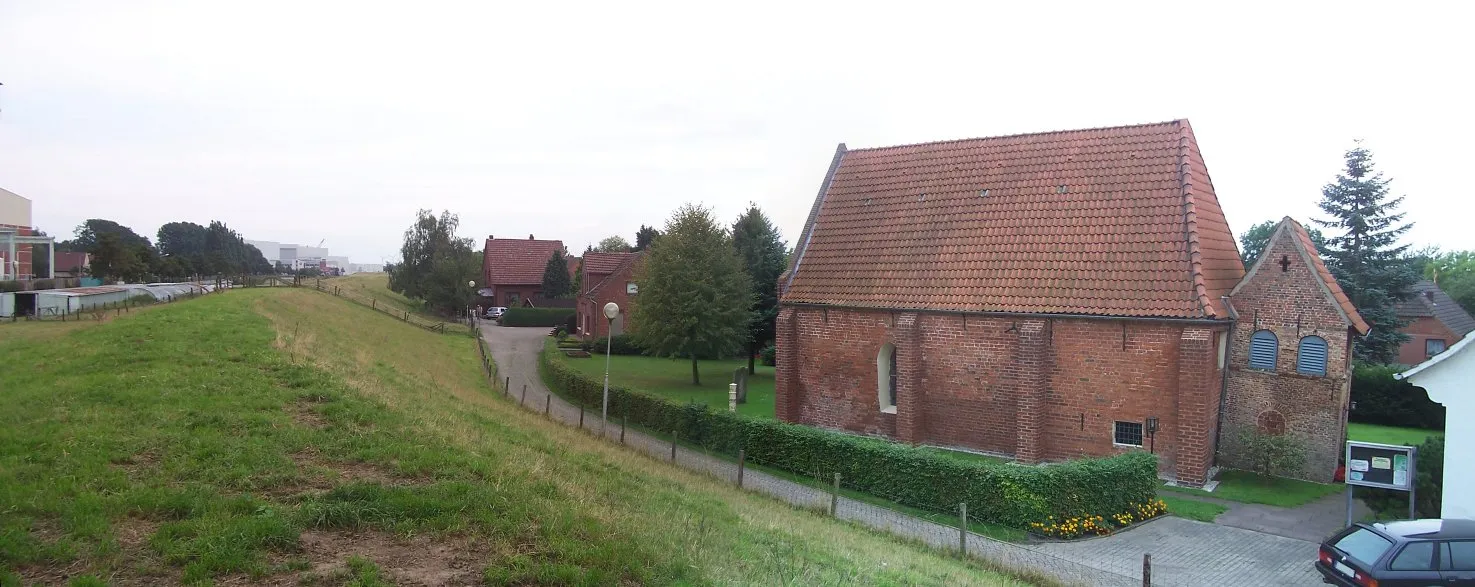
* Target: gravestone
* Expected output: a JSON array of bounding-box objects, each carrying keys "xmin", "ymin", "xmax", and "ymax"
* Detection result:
[{"xmin": 732, "ymin": 367, "xmax": 748, "ymax": 404}]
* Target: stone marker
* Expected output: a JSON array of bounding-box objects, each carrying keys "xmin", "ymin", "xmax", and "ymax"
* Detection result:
[{"xmin": 732, "ymin": 367, "xmax": 748, "ymax": 404}]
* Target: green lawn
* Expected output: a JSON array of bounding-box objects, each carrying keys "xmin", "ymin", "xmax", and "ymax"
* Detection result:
[
  {"xmin": 1159, "ymin": 496, "xmax": 1229, "ymax": 523},
  {"xmin": 0, "ymin": 289, "xmax": 1028, "ymax": 585},
  {"xmin": 554, "ymin": 341, "xmax": 777, "ymax": 419},
  {"xmin": 1162, "ymin": 470, "xmax": 1343, "ymax": 507},
  {"xmin": 1347, "ymin": 422, "xmax": 1442, "ymax": 447},
  {"xmin": 919, "ymin": 447, "xmax": 1009, "ymax": 466}
]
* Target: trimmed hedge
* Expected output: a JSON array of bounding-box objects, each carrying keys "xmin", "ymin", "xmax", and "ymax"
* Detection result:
[
  {"xmin": 539, "ymin": 349, "xmax": 1159, "ymax": 530},
  {"xmin": 501, "ymin": 308, "xmax": 576, "ymax": 327},
  {"xmin": 585, "ymin": 334, "xmax": 644, "ymax": 356},
  {"xmin": 1351, "ymin": 364, "xmax": 1445, "ymax": 430}
]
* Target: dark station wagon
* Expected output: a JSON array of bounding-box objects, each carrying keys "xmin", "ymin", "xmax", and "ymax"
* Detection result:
[{"xmin": 1318, "ymin": 519, "xmax": 1475, "ymax": 586}]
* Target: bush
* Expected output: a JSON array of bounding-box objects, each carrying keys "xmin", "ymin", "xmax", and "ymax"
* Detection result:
[
  {"xmin": 539, "ymin": 349, "xmax": 1160, "ymax": 530},
  {"xmin": 586, "ymin": 334, "xmax": 644, "ymax": 356},
  {"xmin": 1362, "ymin": 436, "xmax": 1443, "ymax": 519},
  {"xmin": 1351, "ymin": 364, "xmax": 1445, "ymax": 430},
  {"xmin": 500, "ymin": 308, "xmax": 576, "ymax": 327},
  {"xmin": 760, "ymin": 344, "xmax": 776, "ymax": 367},
  {"xmin": 30, "ymin": 278, "xmax": 57, "ymax": 291},
  {"xmin": 0, "ymin": 280, "xmax": 22, "ymax": 293},
  {"xmin": 1236, "ymin": 431, "xmax": 1307, "ymax": 479}
]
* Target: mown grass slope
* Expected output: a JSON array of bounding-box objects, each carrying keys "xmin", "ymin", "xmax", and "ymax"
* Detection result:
[{"xmin": 0, "ymin": 288, "xmax": 1028, "ymax": 586}]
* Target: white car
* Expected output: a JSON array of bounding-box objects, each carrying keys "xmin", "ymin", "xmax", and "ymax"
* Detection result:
[{"xmin": 486, "ymin": 307, "xmax": 508, "ymax": 319}]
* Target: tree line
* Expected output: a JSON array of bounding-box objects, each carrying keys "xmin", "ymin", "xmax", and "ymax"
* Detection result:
[{"xmin": 34, "ymin": 218, "xmax": 275, "ymax": 283}]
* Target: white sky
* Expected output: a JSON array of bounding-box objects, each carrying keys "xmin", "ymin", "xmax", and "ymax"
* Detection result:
[{"xmin": 2, "ymin": 1, "xmax": 1470, "ymax": 264}]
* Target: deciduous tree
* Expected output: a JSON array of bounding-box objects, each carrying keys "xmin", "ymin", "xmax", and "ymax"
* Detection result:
[
  {"xmin": 1239, "ymin": 219, "xmax": 1327, "ymax": 267},
  {"xmin": 596, "ymin": 235, "xmax": 632, "ymax": 253},
  {"xmin": 630, "ymin": 204, "xmax": 753, "ymax": 385}
]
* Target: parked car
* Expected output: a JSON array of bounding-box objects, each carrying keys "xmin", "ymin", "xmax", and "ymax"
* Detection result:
[
  {"xmin": 485, "ymin": 307, "xmax": 507, "ymax": 319},
  {"xmin": 1317, "ymin": 519, "xmax": 1475, "ymax": 586}
]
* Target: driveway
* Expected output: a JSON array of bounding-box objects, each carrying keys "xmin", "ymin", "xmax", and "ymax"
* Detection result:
[{"xmin": 479, "ymin": 322, "xmax": 1326, "ymax": 587}]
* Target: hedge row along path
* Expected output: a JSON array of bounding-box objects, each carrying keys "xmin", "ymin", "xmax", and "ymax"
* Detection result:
[{"xmin": 480, "ymin": 323, "xmax": 1331, "ymax": 587}]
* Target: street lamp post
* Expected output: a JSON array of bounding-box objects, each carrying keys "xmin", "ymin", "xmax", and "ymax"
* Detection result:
[
  {"xmin": 601, "ymin": 302, "xmax": 619, "ymax": 436},
  {"xmin": 468, "ymin": 280, "xmax": 477, "ymax": 333}
]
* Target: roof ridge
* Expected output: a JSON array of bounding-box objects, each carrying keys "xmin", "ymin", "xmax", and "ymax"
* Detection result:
[
  {"xmin": 1176, "ymin": 120, "xmax": 1217, "ymax": 319},
  {"xmin": 847, "ymin": 119, "xmax": 1186, "ymax": 153}
]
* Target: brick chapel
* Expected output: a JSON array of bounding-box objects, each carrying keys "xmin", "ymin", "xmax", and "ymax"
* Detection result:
[{"xmin": 774, "ymin": 120, "xmax": 1367, "ymax": 485}]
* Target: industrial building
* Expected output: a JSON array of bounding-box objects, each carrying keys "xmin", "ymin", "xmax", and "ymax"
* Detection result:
[{"xmin": 1, "ymin": 187, "xmax": 57, "ymax": 281}]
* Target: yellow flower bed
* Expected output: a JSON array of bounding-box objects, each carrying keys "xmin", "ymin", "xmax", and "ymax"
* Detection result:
[{"xmin": 1030, "ymin": 499, "xmax": 1167, "ymax": 539}]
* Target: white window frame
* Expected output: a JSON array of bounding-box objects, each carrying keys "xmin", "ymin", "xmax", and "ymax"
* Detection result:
[{"xmin": 877, "ymin": 343, "xmax": 897, "ymax": 414}]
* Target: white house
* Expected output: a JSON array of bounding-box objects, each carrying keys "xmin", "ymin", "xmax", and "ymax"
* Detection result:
[{"xmin": 1398, "ymin": 331, "xmax": 1475, "ymax": 520}]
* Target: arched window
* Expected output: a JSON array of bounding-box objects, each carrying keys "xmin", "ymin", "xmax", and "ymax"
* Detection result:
[
  {"xmin": 1249, "ymin": 330, "xmax": 1278, "ymax": 370},
  {"xmin": 1298, "ymin": 336, "xmax": 1328, "ymax": 376},
  {"xmin": 877, "ymin": 343, "xmax": 897, "ymax": 413}
]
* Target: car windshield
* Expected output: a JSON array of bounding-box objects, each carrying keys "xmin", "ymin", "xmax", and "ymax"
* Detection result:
[{"xmin": 1334, "ymin": 527, "xmax": 1394, "ymax": 566}]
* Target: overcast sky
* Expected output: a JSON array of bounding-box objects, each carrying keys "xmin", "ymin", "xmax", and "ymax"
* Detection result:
[{"xmin": 2, "ymin": 1, "xmax": 1469, "ymax": 264}]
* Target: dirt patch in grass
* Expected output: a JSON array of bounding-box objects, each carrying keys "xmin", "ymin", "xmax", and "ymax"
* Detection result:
[
  {"xmin": 290, "ymin": 400, "xmax": 330, "ymax": 430},
  {"xmin": 15, "ymin": 517, "xmax": 180, "ymax": 587},
  {"xmin": 285, "ymin": 530, "xmax": 489, "ymax": 586},
  {"xmin": 277, "ymin": 447, "xmax": 425, "ymax": 499}
]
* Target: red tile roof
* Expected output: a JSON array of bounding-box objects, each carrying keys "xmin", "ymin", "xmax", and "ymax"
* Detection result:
[
  {"xmin": 580, "ymin": 252, "xmax": 635, "ymax": 293},
  {"xmin": 782, "ymin": 120, "xmax": 1245, "ymax": 319},
  {"xmin": 1285, "ymin": 219, "xmax": 1371, "ymax": 335},
  {"xmin": 584, "ymin": 253, "xmax": 643, "ymax": 298},
  {"xmin": 483, "ymin": 237, "xmax": 565, "ymax": 286}
]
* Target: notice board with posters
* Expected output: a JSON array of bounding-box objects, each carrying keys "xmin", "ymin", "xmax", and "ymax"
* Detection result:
[{"xmin": 1345, "ymin": 441, "xmax": 1416, "ymax": 491}]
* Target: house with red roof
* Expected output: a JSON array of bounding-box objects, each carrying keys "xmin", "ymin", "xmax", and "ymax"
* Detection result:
[
  {"xmin": 776, "ymin": 120, "xmax": 1366, "ymax": 485},
  {"xmin": 575, "ymin": 251, "xmax": 643, "ymax": 338},
  {"xmin": 1393, "ymin": 280, "xmax": 1475, "ymax": 365},
  {"xmin": 482, "ymin": 234, "xmax": 565, "ymax": 307}
]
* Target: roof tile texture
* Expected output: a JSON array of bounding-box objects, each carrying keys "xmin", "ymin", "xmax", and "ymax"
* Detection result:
[
  {"xmin": 1285, "ymin": 219, "xmax": 1370, "ymax": 334},
  {"xmin": 483, "ymin": 238, "xmax": 565, "ymax": 286},
  {"xmin": 1396, "ymin": 280, "xmax": 1475, "ymax": 337},
  {"xmin": 783, "ymin": 120, "xmax": 1245, "ymax": 318}
]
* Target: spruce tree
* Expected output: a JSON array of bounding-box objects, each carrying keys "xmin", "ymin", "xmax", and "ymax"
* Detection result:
[
  {"xmin": 541, "ymin": 250, "xmax": 572, "ymax": 298},
  {"xmin": 1314, "ymin": 145, "xmax": 1418, "ymax": 364},
  {"xmin": 732, "ymin": 205, "xmax": 787, "ymax": 375}
]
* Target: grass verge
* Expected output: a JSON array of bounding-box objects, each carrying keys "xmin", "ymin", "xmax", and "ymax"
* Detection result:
[
  {"xmin": 553, "ymin": 339, "xmax": 776, "ymax": 418},
  {"xmin": 1162, "ymin": 470, "xmax": 1343, "ymax": 507},
  {"xmin": 1158, "ymin": 496, "xmax": 1229, "ymax": 523},
  {"xmin": 1347, "ymin": 422, "xmax": 1442, "ymax": 446},
  {"xmin": 0, "ymin": 288, "xmax": 1030, "ymax": 585}
]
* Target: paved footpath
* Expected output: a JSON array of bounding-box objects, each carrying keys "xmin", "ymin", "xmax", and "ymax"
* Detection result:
[{"xmin": 480, "ymin": 324, "xmax": 1322, "ymax": 587}]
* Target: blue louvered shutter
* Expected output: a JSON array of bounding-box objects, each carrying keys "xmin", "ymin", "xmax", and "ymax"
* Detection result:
[
  {"xmin": 1298, "ymin": 336, "xmax": 1328, "ymax": 376},
  {"xmin": 1249, "ymin": 330, "xmax": 1278, "ymax": 370}
]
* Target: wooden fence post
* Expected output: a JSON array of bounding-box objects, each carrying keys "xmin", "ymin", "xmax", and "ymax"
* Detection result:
[
  {"xmin": 578, "ymin": 408, "xmax": 584, "ymax": 430},
  {"xmin": 521, "ymin": 384, "xmax": 527, "ymax": 405},
  {"xmin": 738, "ymin": 449, "xmax": 745, "ymax": 488},
  {"xmin": 544, "ymin": 395, "xmax": 550, "ymax": 416},
  {"xmin": 504, "ymin": 376, "xmax": 510, "ymax": 393},
  {"xmin": 831, "ymin": 473, "xmax": 840, "ymax": 516},
  {"xmin": 620, "ymin": 415, "xmax": 626, "ymax": 444},
  {"xmin": 671, "ymin": 432, "xmax": 678, "ymax": 461},
  {"xmin": 1143, "ymin": 554, "xmax": 1151, "ymax": 587},
  {"xmin": 959, "ymin": 503, "xmax": 968, "ymax": 555}
]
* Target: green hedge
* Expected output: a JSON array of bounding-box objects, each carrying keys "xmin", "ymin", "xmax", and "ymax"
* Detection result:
[
  {"xmin": 585, "ymin": 334, "xmax": 645, "ymax": 356},
  {"xmin": 1351, "ymin": 364, "xmax": 1445, "ymax": 430},
  {"xmin": 539, "ymin": 350, "xmax": 1158, "ymax": 529},
  {"xmin": 501, "ymin": 308, "xmax": 576, "ymax": 327}
]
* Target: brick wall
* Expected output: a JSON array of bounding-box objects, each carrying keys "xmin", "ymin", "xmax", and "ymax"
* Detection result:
[
  {"xmin": 1223, "ymin": 232, "xmax": 1353, "ymax": 482},
  {"xmin": 774, "ymin": 305, "xmax": 1228, "ymax": 483},
  {"xmin": 1397, "ymin": 316, "xmax": 1457, "ymax": 366},
  {"xmin": 575, "ymin": 258, "xmax": 642, "ymax": 339}
]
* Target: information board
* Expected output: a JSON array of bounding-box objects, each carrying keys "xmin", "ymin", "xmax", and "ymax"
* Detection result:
[{"xmin": 1345, "ymin": 441, "xmax": 1416, "ymax": 491}]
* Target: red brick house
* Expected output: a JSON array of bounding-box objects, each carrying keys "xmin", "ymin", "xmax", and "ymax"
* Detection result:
[
  {"xmin": 775, "ymin": 120, "xmax": 1367, "ymax": 485},
  {"xmin": 1393, "ymin": 280, "xmax": 1475, "ymax": 365},
  {"xmin": 482, "ymin": 235, "xmax": 565, "ymax": 306},
  {"xmin": 576, "ymin": 252, "xmax": 643, "ymax": 338}
]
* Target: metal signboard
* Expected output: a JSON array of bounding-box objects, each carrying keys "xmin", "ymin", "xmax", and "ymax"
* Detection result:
[
  {"xmin": 1345, "ymin": 441, "xmax": 1416, "ymax": 490},
  {"xmin": 1344, "ymin": 441, "xmax": 1417, "ymax": 524}
]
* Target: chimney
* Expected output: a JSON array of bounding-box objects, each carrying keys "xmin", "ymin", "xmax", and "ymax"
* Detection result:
[
  {"xmin": 1425, "ymin": 290, "xmax": 1435, "ymax": 302},
  {"xmin": 488, "ymin": 234, "xmax": 494, "ymax": 240},
  {"xmin": 529, "ymin": 234, "xmax": 535, "ymax": 240}
]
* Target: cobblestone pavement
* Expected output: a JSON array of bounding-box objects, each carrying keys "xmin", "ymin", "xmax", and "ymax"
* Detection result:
[{"xmin": 479, "ymin": 324, "xmax": 1322, "ymax": 587}]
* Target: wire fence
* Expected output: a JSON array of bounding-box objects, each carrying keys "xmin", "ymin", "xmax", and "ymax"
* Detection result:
[
  {"xmin": 472, "ymin": 334, "xmax": 1152, "ymax": 587},
  {"xmin": 307, "ymin": 280, "xmax": 469, "ymax": 336},
  {"xmin": 4, "ymin": 285, "xmax": 225, "ymax": 323}
]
